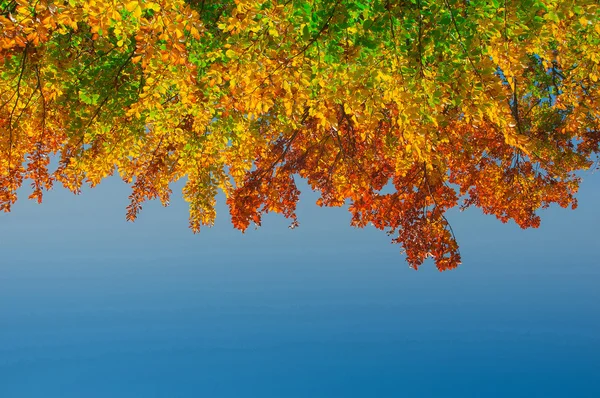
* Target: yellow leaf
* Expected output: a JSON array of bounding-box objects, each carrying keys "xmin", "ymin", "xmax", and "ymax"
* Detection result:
[
  {"xmin": 125, "ymin": 1, "xmax": 138, "ymax": 12},
  {"xmin": 133, "ymin": 5, "xmax": 142, "ymax": 19}
]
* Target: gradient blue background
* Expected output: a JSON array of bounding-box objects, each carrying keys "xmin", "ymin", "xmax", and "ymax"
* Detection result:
[{"xmin": 1, "ymin": 171, "xmax": 599, "ymax": 397}]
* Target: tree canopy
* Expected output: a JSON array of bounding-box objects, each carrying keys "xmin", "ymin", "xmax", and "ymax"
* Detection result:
[{"xmin": 1, "ymin": 0, "xmax": 599, "ymax": 270}]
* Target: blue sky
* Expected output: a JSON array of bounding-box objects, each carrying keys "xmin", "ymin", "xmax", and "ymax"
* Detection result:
[{"xmin": 1, "ymin": 170, "xmax": 599, "ymax": 397}]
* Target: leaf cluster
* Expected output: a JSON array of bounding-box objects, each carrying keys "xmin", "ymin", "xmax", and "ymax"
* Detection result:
[{"xmin": 1, "ymin": 0, "xmax": 599, "ymax": 270}]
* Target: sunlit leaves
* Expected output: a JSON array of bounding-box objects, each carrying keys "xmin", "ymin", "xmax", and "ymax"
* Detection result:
[{"xmin": 1, "ymin": 0, "xmax": 599, "ymax": 270}]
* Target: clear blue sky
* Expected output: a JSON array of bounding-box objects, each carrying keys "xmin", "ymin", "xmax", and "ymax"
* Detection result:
[{"xmin": 1, "ymin": 170, "xmax": 599, "ymax": 397}]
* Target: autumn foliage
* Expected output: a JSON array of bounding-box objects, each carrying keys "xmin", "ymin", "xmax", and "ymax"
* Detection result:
[{"xmin": 1, "ymin": 0, "xmax": 599, "ymax": 269}]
